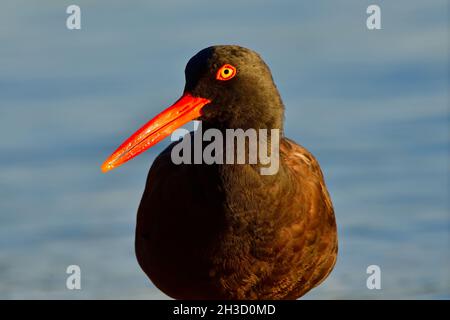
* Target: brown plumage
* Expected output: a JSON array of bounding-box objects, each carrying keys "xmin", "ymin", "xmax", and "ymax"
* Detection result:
[
  {"xmin": 135, "ymin": 136, "xmax": 337, "ymax": 299},
  {"xmin": 102, "ymin": 45, "xmax": 337, "ymax": 299}
]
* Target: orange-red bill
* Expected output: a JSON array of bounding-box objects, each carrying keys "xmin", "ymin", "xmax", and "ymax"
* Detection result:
[{"xmin": 101, "ymin": 93, "xmax": 211, "ymax": 172}]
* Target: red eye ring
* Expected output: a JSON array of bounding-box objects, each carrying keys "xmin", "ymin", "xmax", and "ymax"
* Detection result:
[{"xmin": 216, "ymin": 64, "xmax": 237, "ymax": 81}]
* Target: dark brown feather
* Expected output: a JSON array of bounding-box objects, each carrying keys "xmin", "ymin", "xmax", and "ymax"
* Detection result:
[{"xmin": 135, "ymin": 137, "xmax": 337, "ymax": 299}]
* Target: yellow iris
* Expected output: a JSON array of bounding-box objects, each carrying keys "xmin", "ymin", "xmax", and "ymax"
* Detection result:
[{"xmin": 216, "ymin": 64, "xmax": 236, "ymax": 81}]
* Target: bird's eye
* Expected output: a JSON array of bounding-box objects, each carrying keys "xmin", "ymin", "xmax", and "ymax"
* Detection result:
[{"xmin": 216, "ymin": 64, "xmax": 237, "ymax": 81}]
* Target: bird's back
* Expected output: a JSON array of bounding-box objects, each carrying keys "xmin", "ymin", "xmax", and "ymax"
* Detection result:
[{"xmin": 135, "ymin": 137, "xmax": 337, "ymax": 299}]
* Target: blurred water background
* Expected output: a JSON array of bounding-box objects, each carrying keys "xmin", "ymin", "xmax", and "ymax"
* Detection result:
[{"xmin": 0, "ymin": 0, "xmax": 448, "ymax": 299}]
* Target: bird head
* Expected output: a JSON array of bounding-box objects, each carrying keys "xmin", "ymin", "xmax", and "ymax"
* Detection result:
[{"xmin": 101, "ymin": 45, "xmax": 284, "ymax": 172}]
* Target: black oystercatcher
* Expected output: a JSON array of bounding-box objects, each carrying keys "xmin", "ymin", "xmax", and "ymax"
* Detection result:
[{"xmin": 101, "ymin": 45, "xmax": 337, "ymax": 299}]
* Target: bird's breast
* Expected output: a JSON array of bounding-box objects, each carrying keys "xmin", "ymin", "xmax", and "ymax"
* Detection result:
[{"xmin": 135, "ymin": 138, "xmax": 337, "ymax": 299}]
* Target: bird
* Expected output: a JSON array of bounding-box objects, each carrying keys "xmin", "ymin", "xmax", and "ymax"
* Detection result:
[{"xmin": 101, "ymin": 45, "xmax": 337, "ymax": 299}]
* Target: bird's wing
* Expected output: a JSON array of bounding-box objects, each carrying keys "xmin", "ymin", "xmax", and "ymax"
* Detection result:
[{"xmin": 259, "ymin": 138, "xmax": 338, "ymax": 299}]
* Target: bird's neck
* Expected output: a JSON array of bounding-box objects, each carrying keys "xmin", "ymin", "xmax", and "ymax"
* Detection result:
[
  {"xmin": 184, "ymin": 129, "xmax": 292, "ymax": 222},
  {"xmin": 193, "ymin": 125, "xmax": 290, "ymax": 203}
]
